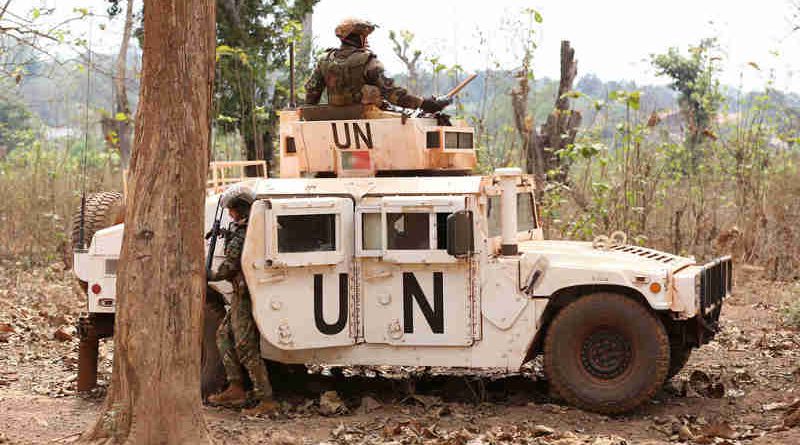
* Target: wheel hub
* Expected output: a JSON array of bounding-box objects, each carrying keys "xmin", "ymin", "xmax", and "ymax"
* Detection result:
[{"xmin": 580, "ymin": 329, "xmax": 632, "ymax": 379}]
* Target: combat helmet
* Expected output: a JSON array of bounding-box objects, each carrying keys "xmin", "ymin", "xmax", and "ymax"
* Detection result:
[
  {"xmin": 221, "ymin": 185, "xmax": 255, "ymax": 217},
  {"xmin": 334, "ymin": 18, "xmax": 377, "ymax": 40}
]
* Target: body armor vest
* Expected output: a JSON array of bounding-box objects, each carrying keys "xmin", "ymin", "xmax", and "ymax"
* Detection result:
[{"xmin": 319, "ymin": 47, "xmax": 373, "ymax": 106}]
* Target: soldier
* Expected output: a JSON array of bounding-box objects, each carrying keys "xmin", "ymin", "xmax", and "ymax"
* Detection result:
[
  {"xmin": 207, "ymin": 187, "xmax": 277, "ymax": 415},
  {"xmin": 305, "ymin": 18, "xmax": 451, "ymax": 113}
]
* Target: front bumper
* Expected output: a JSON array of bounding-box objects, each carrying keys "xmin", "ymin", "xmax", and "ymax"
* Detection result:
[{"xmin": 695, "ymin": 255, "xmax": 733, "ymax": 343}]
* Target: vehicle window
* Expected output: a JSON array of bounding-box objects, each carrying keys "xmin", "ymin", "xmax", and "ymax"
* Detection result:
[
  {"xmin": 487, "ymin": 196, "xmax": 501, "ymax": 237},
  {"xmin": 487, "ymin": 193, "xmax": 537, "ymax": 237},
  {"xmin": 436, "ymin": 213, "xmax": 451, "ymax": 249},
  {"xmin": 361, "ymin": 213, "xmax": 382, "ymax": 250},
  {"xmin": 387, "ymin": 213, "xmax": 429, "ymax": 250},
  {"xmin": 277, "ymin": 214, "xmax": 337, "ymax": 252},
  {"xmin": 518, "ymin": 192, "xmax": 537, "ymax": 231}
]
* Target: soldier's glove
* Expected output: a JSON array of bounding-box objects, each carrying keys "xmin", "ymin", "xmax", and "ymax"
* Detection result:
[{"xmin": 420, "ymin": 96, "xmax": 452, "ymax": 113}]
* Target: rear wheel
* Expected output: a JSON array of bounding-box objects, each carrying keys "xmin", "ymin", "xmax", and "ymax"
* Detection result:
[{"xmin": 543, "ymin": 292, "xmax": 670, "ymax": 414}]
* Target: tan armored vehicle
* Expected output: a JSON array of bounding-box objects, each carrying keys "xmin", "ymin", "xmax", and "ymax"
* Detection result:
[{"xmin": 73, "ymin": 101, "xmax": 731, "ymax": 414}]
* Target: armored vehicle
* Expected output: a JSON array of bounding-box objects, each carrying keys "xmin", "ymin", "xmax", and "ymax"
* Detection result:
[{"xmin": 73, "ymin": 103, "xmax": 731, "ymax": 414}]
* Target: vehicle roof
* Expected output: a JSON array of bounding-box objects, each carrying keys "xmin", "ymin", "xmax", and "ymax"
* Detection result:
[{"xmin": 248, "ymin": 176, "xmax": 486, "ymax": 197}]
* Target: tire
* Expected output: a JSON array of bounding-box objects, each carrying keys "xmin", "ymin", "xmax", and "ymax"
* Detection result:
[
  {"xmin": 68, "ymin": 192, "xmax": 125, "ymax": 277},
  {"xmin": 70, "ymin": 191, "xmax": 126, "ymax": 251},
  {"xmin": 666, "ymin": 346, "xmax": 692, "ymax": 381},
  {"xmin": 202, "ymin": 287, "xmax": 227, "ymax": 400},
  {"xmin": 543, "ymin": 292, "xmax": 670, "ymax": 414}
]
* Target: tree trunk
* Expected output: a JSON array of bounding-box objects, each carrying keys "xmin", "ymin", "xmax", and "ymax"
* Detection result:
[
  {"xmin": 114, "ymin": 0, "xmax": 135, "ymax": 169},
  {"xmin": 528, "ymin": 40, "xmax": 582, "ymax": 188},
  {"xmin": 80, "ymin": 0, "xmax": 216, "ymax": 443}
]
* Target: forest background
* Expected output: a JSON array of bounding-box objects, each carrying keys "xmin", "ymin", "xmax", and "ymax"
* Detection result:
[{"xmin": 0, "ymin": 0, "xmax": 799, "ymax": 294}]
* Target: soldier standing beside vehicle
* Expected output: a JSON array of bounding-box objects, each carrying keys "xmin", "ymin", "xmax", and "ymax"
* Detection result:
[
  {"xmin": 207, "ymin": 187, "xmax": 277, "ymax": 415},
  {"xmin": 305, "ymin": 18, "xmax": 451, "ymax": 113}
]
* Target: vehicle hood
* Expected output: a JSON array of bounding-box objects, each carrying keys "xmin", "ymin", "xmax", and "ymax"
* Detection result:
[{"xmin": 517, "ymin": 240, "xmax": 695, "ymax": 274}]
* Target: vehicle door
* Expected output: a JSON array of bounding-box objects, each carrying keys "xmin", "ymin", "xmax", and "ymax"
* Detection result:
[
  {"xmin": 356, "ymin": 196, "xmax": 475, "ymax": 347},
  {"xmin": 251, "ymin": 197, "xmax": 356, "ymax": 350}
]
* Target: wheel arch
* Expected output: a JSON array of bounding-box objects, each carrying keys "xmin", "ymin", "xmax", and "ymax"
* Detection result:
[{"xmin": 523, "ymin": 284, "xmax": 659, "ymax": 363}]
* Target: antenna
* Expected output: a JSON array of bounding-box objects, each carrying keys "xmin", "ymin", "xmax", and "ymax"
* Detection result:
[
  {"xmin": 78, "ymin": 22, "xmax": 93, "ymax": 250},
  {"xmin": 289, "ymin": 41, "xmax": 296, "ymax": 109}
]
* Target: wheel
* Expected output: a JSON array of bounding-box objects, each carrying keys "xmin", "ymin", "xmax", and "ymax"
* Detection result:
[
  {"xmin": 202, "ymin": 287, "xmax": 228, "ymax": 400},
  {"xmin": 68, "ymin": 191, "xmax": 125, "ymax": 282},
  {"xmin": 666, "ymin": 346, "xmax": 692, "ymax": 381},
  {"xmin": 543, "ymin": 292, "xmax": 670, "ymax": 414}
]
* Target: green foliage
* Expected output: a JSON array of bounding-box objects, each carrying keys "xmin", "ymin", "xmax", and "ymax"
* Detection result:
[
  {"xmin": 651, "ymin": 39, "xmax": 724, "ymax": 152},
  {"xmin": 214, "ymin": 0, "xmax": 319, "ymax": 160},
  {"xmin": 0, "ymin": 91, "xmax": 38, "ymax": 151}
]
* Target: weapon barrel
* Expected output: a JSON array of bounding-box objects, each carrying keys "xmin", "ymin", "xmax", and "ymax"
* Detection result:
[{"xmin": 444, "ymin": 73, "xmax": 478, "ymax": 99}]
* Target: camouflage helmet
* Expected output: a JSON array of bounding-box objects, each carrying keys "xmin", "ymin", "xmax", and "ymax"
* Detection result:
[
  {"xmin": 221, "ymin": 185, "xmax": 255, "ymax": 215},
  {"xmin": 335, "ymin": 18, "xmax": 377, "ymax": 40}
]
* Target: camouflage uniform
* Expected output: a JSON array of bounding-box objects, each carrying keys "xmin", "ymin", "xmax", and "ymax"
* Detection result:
[
  {"xmin": 305, "ymin": 45, "xmax": 423, "ymax": 108},
  {"xmin": 211, "ymin": 219, "xmax": 272, "ymax": 401}
]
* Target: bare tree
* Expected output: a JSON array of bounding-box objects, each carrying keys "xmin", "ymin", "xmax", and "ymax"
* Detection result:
[
  {"xmin": 113, "ymin": 0, "xmax": 134, "ymax": 168},
  {"xmin": 526, "ymin": 41, "xmax": 582, "ymax": 187},
  {"xmin": 80, "ymin": 0, "xmax": 216, "ymax": 443},
  {"xmin": 389, "ymin": 30, "xmax": 421, "ymax": 95}
]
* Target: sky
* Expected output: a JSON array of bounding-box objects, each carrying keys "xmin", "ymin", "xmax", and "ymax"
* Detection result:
[{"xmin": 10, "ymin": 0, "xmax": 800, "ymax": 92}]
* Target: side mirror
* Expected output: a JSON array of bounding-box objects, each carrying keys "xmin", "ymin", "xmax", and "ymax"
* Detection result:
[{"xmin": 447, "ymin": 211, "xmax": 474, "ymax": 258}]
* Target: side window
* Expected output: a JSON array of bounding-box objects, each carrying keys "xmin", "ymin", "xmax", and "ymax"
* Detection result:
[
  {"xmin": 518, "ymin": 192, "xmax": 537, "ymax": 231},
  {"xmin": 487, "ymin": 196, "xmax": 501, "ymax": 237},
  {"xmin": 277, "ymin": 214, "xmax": 337, "ymax": 252},
  {"xmin": 361, "ymin": 213, "xmax": 382, "ymax": 250},
  {"xmin": 387, "ymin": 213, "xmax": 429, "ymax": 250},
  {"xmin": 486, "ymin": 192, "xmax": 538, "ymax": 237}
]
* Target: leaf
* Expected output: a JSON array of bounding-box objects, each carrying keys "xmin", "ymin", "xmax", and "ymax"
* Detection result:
[
  {"xmin": 32, "ymin": 8, "xmax": 41, "ymax": 20},
  {"xmin": 534, "ymin": 10, "xmax": 543, "ymax": 23},
  {"xmin": 114, "ymin": 112, "xmax": 127, "ymax": 122},
  {"xmin": 747, "ymin": 61, "xmax": 760, "ymax": 71}
]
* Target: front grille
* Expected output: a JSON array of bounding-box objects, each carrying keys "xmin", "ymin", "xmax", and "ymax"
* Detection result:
[{"xmin": 698, "ymin": 255, "xmax": 732, "ymax": 328}]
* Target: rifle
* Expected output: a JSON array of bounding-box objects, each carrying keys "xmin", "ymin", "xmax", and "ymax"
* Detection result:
[{"xmin": 205, "ymin": 196, "xmax": 224, "ymax": 278}]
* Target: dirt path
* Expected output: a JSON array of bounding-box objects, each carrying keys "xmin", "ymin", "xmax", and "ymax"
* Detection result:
[{"xmin": 1, "ymin": 264, "xmax": 798, "ymax": 444}]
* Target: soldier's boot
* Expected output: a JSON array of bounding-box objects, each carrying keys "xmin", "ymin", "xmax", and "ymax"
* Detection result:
[
  {"xmin": 208, "ymin": 381, "xmax": 247, "ymax": 407},
  {"xmin": 242, "ymin": 397, "xmax": 280, "ymax": 416}
]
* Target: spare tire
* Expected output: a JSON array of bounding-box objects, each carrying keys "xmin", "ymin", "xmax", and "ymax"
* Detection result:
[
  {"xmin": 68, "ymin": 192, "xmax": 125, "ymax": 282},
  {"xmin": 70, "ymin": 191, "xmax": 125, "ymax": 252}
]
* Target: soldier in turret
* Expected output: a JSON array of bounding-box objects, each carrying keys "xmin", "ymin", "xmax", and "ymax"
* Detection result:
[
  {"xmin": 207, "ymin": 187, "xmax": 277, "ymax": 416},
  {"xmin": 305, "ymin": 18, "xmax": 451, "ymax": 113}
]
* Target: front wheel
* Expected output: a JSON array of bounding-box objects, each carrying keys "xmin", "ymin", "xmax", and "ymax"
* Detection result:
[{"xmin": 543, "ymin": 292, "xmax": 670, "ymax": 414}]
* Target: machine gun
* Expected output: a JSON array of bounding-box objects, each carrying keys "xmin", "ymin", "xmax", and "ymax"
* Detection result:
[
  {"xmin": 412, "ymin": 73, "xmax": 478, "ymax": 120},
  {"xmin": 205, "ymin": 196, "xmax": 225, "ymax": 277}
]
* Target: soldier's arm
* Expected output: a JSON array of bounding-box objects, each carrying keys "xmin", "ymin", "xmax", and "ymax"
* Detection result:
[
  {"xmin": 208, "ymin": 230, "xmax": 244, "ymax": 282},
  {"xmin": 364, "ymin": 57, "xmax": 423, "ymax": 109},
  {"xmin": 304, "ymin": 62, "xmax": 325, "ymax": 105}
]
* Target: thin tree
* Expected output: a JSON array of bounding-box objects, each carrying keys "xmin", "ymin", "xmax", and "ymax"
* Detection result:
[
  {"xmin": 80, "ymin": 0, "xmax": 216, "ymax": 443},
  {"xmin": 113, "ymin": 0, "xmax": 134, "ymax": 168}
]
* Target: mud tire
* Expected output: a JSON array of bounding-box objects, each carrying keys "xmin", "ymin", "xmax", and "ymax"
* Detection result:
[
  {"xmin": 70, "ymin": 191, "xmax": 126, "ymax": 251},
  {"xmin": 666, "ymin": 346, "xmax": 692, "ymax": 381},
  {"xmin": 68, "ymin": 192, "xmax": 125, "ymax": 279},
  {"xmin": 202, "ymin": 287, "xmax": 228, "ymax": 400},
  {"xmin": 543, "ymin": 292, "xmax": 670, "ymax": 414}
]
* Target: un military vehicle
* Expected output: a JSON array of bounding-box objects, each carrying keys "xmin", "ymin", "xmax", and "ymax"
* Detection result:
[{"xmin": 73, "ymin": 98, "xmax": 731, "ymax": 414}]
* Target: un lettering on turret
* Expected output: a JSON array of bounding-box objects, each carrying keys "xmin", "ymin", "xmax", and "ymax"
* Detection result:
[{"xmin": 331, "ymin": 122, "xmax": 373, "ymax": 149}]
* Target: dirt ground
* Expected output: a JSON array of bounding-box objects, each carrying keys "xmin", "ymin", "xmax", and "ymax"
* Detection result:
[{"xmin": 0, "ymin": 262, "xmax": 798, "ymax": 444}]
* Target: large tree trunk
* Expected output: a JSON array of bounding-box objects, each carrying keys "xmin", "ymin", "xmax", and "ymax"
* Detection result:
[{"xmin": 80, "ymin": 0, "xmax": 216, "ymax": 443}]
